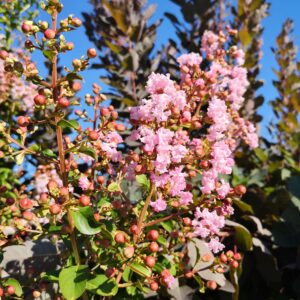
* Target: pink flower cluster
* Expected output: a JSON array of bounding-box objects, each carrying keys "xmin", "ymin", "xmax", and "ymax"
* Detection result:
[
  {"xmin": 192, "ymin": 208, "xmax": 226, "ymax": 253},
  {"xmin": 101, "ymin": 131, "xmax": 123, "ymax": 162},
  {"xmin": 127, "ymin": 29, "xmax": 259, "ymax": 254},
  {"xmin": 130, "ymin": 73, "xmax": 187, "ymax": 123}
]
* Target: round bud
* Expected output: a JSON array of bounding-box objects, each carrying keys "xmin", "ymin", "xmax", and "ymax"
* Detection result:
[
  {"xmin": 44, "ymin": 29, "xmax": 56, "ymax": 39},
  {"xmin": 72, "ymin": 59, "xmax": 81, "ymax": 68},
  {"xmin": 21, "ymin": 23, "xmax": 31, "ymax": 33},
  {"xmin": 72, "ymin": 81, "xmax": 82, "ymax": 91},
  {"xmin": 149, "ymin": 242, "xmax": 159, "ymax": 252},
  {"xmin": 39, "ymin": 21, "xmax": 49, "ymax": 30},
  {"xmin": 105, "ymin": 267, "xmax": 116, "ymax": 278},
  {"xmin": 235, "ymin": 185, "xmax": 247, "ymax": 195},
  {"xmin": 79, "ymin": 195, "xmax": 90, "ymax": 206},
  {"xmin": 183, "ymin": 217, "xmax": 192, "ymax": 226},
  {"xmin": 88, "ymin": 130, "xmax": 99, "ymax": 141},
  {"xmin": 60, "ymin": 187, "xmax": 69, "ymax": 196},
  {"xmin": 131, "ymin": 153, "xmax": 140, "ymax": 162},
  {"xmin": 207, "ymin": 280, "xmax": 217, "ymax": 290},
  {"xmin": 230, "ymin": 260, "xmax": 239, "ymax": 269},
  {"xmin": 115, "ymin": 124, "xmax": 125, "ymax": 131},
  {"xmin": 150, "ymin": 281, "xmax": 158, "ymax": 291},
  {"xmin": 97, "ymin": 176, "xmax": 105, "ymax": 184},
  {"xmin": 145, "ymin": 256, "xmax": 156, "ymax": 268},
  {"xmin": 34, "ymin": 94, "xmax": 46, "ymax": 106},
  {"xmin": 6, "ymin": 197, "xmax": 15, "ymax": 206},
  {"xmin": 50, "ymin": 203, "xmax": 61, "ymax": 215},
  {"xmin": 0, "ymin": 186, "xmax": 7, "ymax": 193},
  {"xmin": 23, "ymin": 211, "xmax": 34, "ymax": 221},
  {"xmin": 0, "ymin": 50, "xmax": 9, "ymax": 60},
  {"xmin": 147, "ymin": 229, "xmax": 159, "ymax": 241},
  {"xmin": 0, "ymin": 287, "xmax": 3, "ymax": 297},
  {"xmin": 130, "ymin": 224, "xmax": 138, "ymax": 234},
  {"xmin": 47, "ymin": 180, "xmax": 58, "ymax": 190},
  {"xmin": 111, "ymin": 111, "xmax": 118, "ymax": 120},
  {"xmin": 226, "ymin": 250, "xmax": 234, "ymax": 258},
  {"xmin": 87, "ymin": 48, "xmax": 97, "ymax": 59},
  {"xmin": 33, "ymin": 290, "xmax": 41, "ymax": 298},
  {"xmin": 233, "ymin": 253, "xmax": 242, "ymax": 261},
  {"xmin": 71, "ymin": 17, "xmax": 82, "ymax": 27},
  {"xmin": 25, "ymin": 40, "xmax": 34, "ymax": 49},
  {"xmin": 66, "ymin": 42, "xmax": 74, "ymax": 51},
  {"xmin": 19, "ymin": 198, "xmax": 33, "ymax": 210},
  {"xmin": 94, "ymin": 213, "xmax": 101, "ymax": 222},
  {"xmin": 100, "ymin": 107, "xmax": 110, "ymax": 117},
  {"xmin": 184, "ymin": 270, "xmax": 194, "ymax": 278},
  {"xmin": 17, "ymin": 116, "xmax": 29, "ymax": 127},
  {"xmin": 124, "ymin": 246, "xmax": 135, "ymax": 258},
  {"xmin": 171, "ymin": 107, "xmax": 180, "ymax": 116},
  {"xmin": 58, "ymin": 97, "xmax": 70, "ymax": 108},
  {"xmin": 114, "ymin": 232, "xmax": 126, "ymax": 244},
  {"xmin": 6, "ymin": 285, "xmax": 16, "ymax": 295},
  {"xmin": 219, "ymin": 253, "xmax": 227, "ymax": 263}
]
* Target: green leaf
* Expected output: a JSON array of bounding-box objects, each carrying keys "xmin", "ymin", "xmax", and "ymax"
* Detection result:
[
  {"xmin": 254, "ymin": 148, "xmax": 268, "ymax": 162},
  {"xmin": 86, "ymin": 274, "xmax": 118, "ymax": 296},
  {"xmin": 43, "ymin": 50, "xmax": 57, "ymax": 61},
  {"xmin": 122, "ymin": 266, "xmax": 132, "ymax": 282},
  {"xmin": 161, "ymin": 220, "xmax": 173, "ymax": 232},
  {"xmin": 129, "ymin": 262, "xmax": 152, "ymax": 277},
  {"xmin": 59, "ymin": 265, "xmax": 88, "ymax": 300},
  {"xmin": 42, "ymin": 149, "xmax": 56, "ymax": 158},
  {"xmin": 239, "ymin": 26, "xmax": 252, "ymax": 46},
  {"xmin": 233, "ymin": 199, "xmax": 254, "ymax": 214},
  {"xmin": 66, "ymin": 72, "xmax": 83, "ymax": 81},
  {"xmin": 226, "ymin": 220, "xmax": 253, "ymax": 251},
  {"xmin": 57, "ymin": 119, "xmax": 80, "ymax": 130},
  {"xmin": 16, "ymin": 151, "xmax": 25, "ymax": 165},
  {"xmin": 3, "ymin": 278, "xmax": 23, "ymax": 297},
  {"xmin": 70, "ymin": 207, "xmax": 101, "ymax": 235},
  {"xmin": 157, "ymin": 235, "xmax": 167, "ymax": 245},
  {"xmin": 135, "ymin": 174, "xmax": 150, "ymax": 190},
  {"xmin": 40, "ymin": 270, "xmax": 60, "ymax": 282},
  {"xmin": 107, "ymin": 182, "xmax": 120, "ymax": 192},
  {"xmin": 78, "ymin": 146, "xmax": 97, "ymax": 160}
]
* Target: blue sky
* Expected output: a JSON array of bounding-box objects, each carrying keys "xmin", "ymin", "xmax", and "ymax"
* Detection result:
[{"xmin": 33, "ymin": 0, "xmax": 300, "ymax": 137}]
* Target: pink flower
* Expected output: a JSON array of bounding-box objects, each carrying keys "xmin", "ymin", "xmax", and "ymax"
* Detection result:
[
  {"xmin": 104, "ymin": 131, "xmax": 123, "ymax": 146},
  {"xmin": 177, "ymin": 53, "xmax": 202, "ymax": 68},
  {"xmin": 207, "ymin": 237, "xmax": 225, "ymax": 253},
  {"xmin": 150, "ymin": 194, "xmax": 167, "ymax": 212},
  {"xmin": 235, "ymin": 49, "xmax": 245, "ymax": 66},
  {"xmin": 79, "ymin": 176, "xmax": 90, "ymax": 190},
  {"xmin": 193, "ymin": 208, "xmax": 225, "ymax": 239},
  {"xmin": 146, "ymin": 73, "xmax": 175, "ymax": 95},
  {"xmin": 201, "ymin": 30, "xmax": 219, "ymax": 56},
  {"xmin": 216, "ymin": 180, "xmax": 231, "ymax": 199},
  {"xmin": 161, "ymin": 270, "xmax": 176, "ymax": 289}
]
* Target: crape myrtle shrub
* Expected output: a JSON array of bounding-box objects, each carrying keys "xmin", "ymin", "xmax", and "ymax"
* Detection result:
[
  {"xmin": 0, "ymin": 0, "xmax": 260, "ymax": 299},
  {"xmin": 84, "ymin": 1, "xmax": 300, "ymax": 299}
]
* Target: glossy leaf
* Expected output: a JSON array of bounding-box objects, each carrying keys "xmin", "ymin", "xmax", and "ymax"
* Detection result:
[{"xmin": 59, "ymin": 265, "xmax": 89, "ymax": 300}]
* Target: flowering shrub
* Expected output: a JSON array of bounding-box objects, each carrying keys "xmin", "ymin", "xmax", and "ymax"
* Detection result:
[{"xmin": 0, "ymin": 1, "xmax": 258, "ymax": 299}]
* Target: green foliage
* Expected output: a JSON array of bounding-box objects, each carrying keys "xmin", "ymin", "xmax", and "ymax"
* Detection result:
[
  {"xmin": 59, "ymin": 265, "xmax": 89, "ymax": 299},
  {"xmin": 71, "ymin": 206, "xmax": 102, "ymax": 235},
  {"xmin": 86, "ymin": 274, "xmax": 118, "ymax": 296}
]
